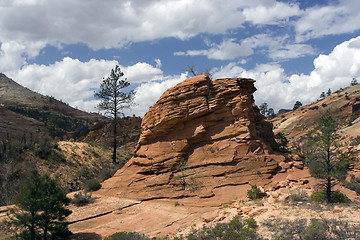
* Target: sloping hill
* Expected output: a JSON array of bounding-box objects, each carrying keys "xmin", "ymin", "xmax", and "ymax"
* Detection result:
[
  {"xmin": 0, "ymin": 73, "xmax": 100, "ymax": 119},
  {"xmin": 0, "ymin": 73, "xmax": 104, "ymax": 140},
  {"xmin": 0, "ymin": 105, "xmax": 45, "ymax": 140},
  {"xmin": 272, "ymin": 84, "xmax": 360, "ymax": 143}
]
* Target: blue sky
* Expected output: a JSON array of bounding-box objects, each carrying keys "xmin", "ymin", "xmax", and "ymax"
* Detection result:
[{"xmin": 1, "ymin": 0, "xmax": 360, "ymax": 116}]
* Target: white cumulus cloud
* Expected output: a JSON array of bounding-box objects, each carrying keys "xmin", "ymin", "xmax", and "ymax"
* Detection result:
[
  {"xmin": 295, "ymin": 0, "xmax": 360, "ymax": 41},
  {"xmin": 243, "ymin": 1, "xmax": 302, "ymax": 25},
  {"xmin": 0, "ymin": 41, "xmax": 45, "ymax": 72},
  {"xmin": 213, "ymin": 36, "xmax": 360, "ymax": 112},
  {"xmin": 0, "ymin": 0, "xmax": 258, "ymax": 50},
  {"xmin": 174, "ymin": 39, "xmax": 254, "ymax": 60},
  {"xmin": 124, "ymin": 73, "xmax": 188, "ymax": 116},
  {"xmin": 6, "ymin": 57, "xmax": 176, "ymax": 116},
  {"xmin": 176, "ymin": 34, "xmax": 316, "ymax": 61}
]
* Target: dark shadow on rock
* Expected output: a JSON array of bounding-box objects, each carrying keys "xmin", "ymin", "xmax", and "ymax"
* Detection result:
[{"xmin": 68, "ymin": 232, "xmax": 102, "ymax": 240}]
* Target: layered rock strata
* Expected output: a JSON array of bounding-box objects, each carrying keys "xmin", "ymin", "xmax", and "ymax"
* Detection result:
[{"xmin": 100, "ymin": 75, "xmax": 284, "ymax": 200}]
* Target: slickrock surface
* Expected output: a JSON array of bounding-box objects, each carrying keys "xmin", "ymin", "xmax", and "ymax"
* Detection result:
[{"xmin": 99, "ymin": 75, "xmax": 286, "ymax": 200}]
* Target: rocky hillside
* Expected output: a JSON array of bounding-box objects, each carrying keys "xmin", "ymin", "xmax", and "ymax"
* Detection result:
[
  {"xmin": 0, "ymin": 73, "xmax": 103, "ymax": 140},
  {"xmin": 0, "ymin": 73, "xmax": 137, "ymax": 208},
  {"xmin": 272, "ymin": 83, "xmax": 360, "ymax": 143},
  {"xmin": 0, "ymin": 73, "xmax": 101, "ymax": 119}
]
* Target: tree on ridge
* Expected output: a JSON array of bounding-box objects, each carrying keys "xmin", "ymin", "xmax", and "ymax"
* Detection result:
[
  {"xmin": 259, "ymin": 102, "xmax": 268, "ymax": 116},
  {"xmin": 293, "ymin": 101, "xmax": 302, "ymax": 110}
]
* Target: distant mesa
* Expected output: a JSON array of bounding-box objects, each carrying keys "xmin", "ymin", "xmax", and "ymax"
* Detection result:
[
  {"xmin": 277, "ymin": 109, "xmax": 291, "ymax": 114},
  {"xmin": 99, "ymin": 75, "xmax": 286, "ymax": 200}
]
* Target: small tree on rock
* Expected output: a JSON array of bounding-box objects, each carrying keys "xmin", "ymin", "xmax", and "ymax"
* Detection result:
[
  {"xmin": 306, "ymin": 110, "xmax": 351, "ymax": 203},
  {"xmin": 95, "ymin": 65, "xmax": 135, "ymax": 164},
  {"xmin": 351, "ymin": 78, "xmax": 358, "ymax": 86},
  {"xmin": 259, "ymin": 102, "xmax": 268, "ymax": 116},
  {"xmin": 293, "ymin": 101, "xmax": 302, "ymax": 110},
  {"xmin": 267, "ymin": 108, "xmax": 275, "ymax": 118},
  {"xmin": 327, "ymin": 88, "xmax": 332, "ymax": 97},
  {"xmin": 186, "ymin": 64, "xmax": 213, "ymax": 79},
  {"xmin": 186, "ymin": 64, "xmax": 197, "ymax": 77},
  {"xmin": 274, "ymin": 133, "xmax": 290, "ymax": 153},
  {"xmin": 6, "ymin": 170, "xmax": 72, "ymax": 240}
]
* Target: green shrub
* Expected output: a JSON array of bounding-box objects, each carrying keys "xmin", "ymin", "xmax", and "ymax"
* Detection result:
[
  {"xmin": 264, "ymin": 217, "xmax": 360, "ymax": 240},
  {"xmin": 186, "ymin": 216, "xmax": 258, "ymax": 240},
  {"xmin": 34, "ymin": 139, "xmax": 62, "ymax": 161},
  {"xmin": 310, "ymin": 191, "xmax": 327, "ymax": 202},
  {"xmin": 289, "ymin": 189, "xmax": 308, "ymax": 202},
  {"xmin": 310, "ymin": 190, "xmax": 350, "ymax": 203},
  {"xmin": 263, "ymin": 218, "xmax": 307, "ymax": 240},
  {"xmin": 245, "ymin": 217, "xmax": 257, "ymax": 228},
  {"xmin": 247, "ymin": 185, "xmax": 264, "ymax": 200},
  {"xmin": 273, "ymin": 133, "xmax": 290, "ymax": 153},
  {"xmin": 104, "ymin": 232, "xmax": 150, "ymax": 240},
  {"xmin": 331, "ymin": 191, "xmax": 350, "ymax": 203},
  {"xmin": 84, "ymin": 178, "xmax": 101, "ymax": 192},
  {"xmin": 92, "ymin": 150, "xmax": 101, "ymax": 158},
  {"xmin": 71, "ymin": 191, "xmax": 94, "ymax": 206},
  {"xmin": 303, "ymin": 220, "xmax": 326, "ymax": 240},
  {"xmin": 35, "ymin": 141, "xmax": 52, "ymax": 159},
  {"xmin": 99, "ymin": 167, "xmax": 118, "ymax": 181},
  {"xmin": 350, "ymin": 136, "xmax": 360, "ymax": 146}
]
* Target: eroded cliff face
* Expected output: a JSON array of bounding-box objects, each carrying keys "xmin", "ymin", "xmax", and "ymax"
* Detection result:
[{"xmin": 100, "ymin": 75, "xmax": 284, "ymax": 200}]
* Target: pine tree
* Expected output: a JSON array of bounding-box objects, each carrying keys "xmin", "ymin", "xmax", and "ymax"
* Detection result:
[
  {"xmin": 274, "ymin": 133, "xmax": 290, "ymax": 153},
  {"xmin": 267, "ymin": 108, "xmax": 275, "ymax": 118},
  {"xmin": 6, "ymin": 170, "xmax": 72, "ymax": 239},
  {"xmin": 293, "ymin": 101, "xmax": 302, "ymax": 110},
  {"xmin": 95, "ymin": 65, "xmax": 135, "ymax": 164},
  {"xmin": 259, "ymin": 102, "xmax": 268, "ymax": 116},
  {"xmin": 327, "ymin": 88, "xmax": 332, "ymax": 96},
  {"xmin": 351, "ymin": 78, "xmax": 358, "ymax": 86},
  {"xmin": 306, "ymin": 110, "xmax": 350, "ymax": 202}
]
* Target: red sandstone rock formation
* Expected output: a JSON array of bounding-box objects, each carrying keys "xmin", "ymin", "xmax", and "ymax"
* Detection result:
[{"xmin": 100, "ymin": 75, "xmax": 285, "ymax": 200}]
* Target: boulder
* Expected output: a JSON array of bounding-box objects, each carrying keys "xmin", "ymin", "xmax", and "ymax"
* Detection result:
[
  {"xmin": 201, "ymin": 211, "xmax": 219, "ymax": 223},
  {"xmin": 293, "ymin": 161, "xmax": 304, "ymax": 169},
  {"xmin": 99, "ymin": 75, "xmax": 284, "ymax": 200},
  {"xmin": 248, "ymin": 207, "xmax": 268, "ymax": 217},
  {"xmin": 286, "ymin": 174, "xmax": 298, "ymax": 182}
]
